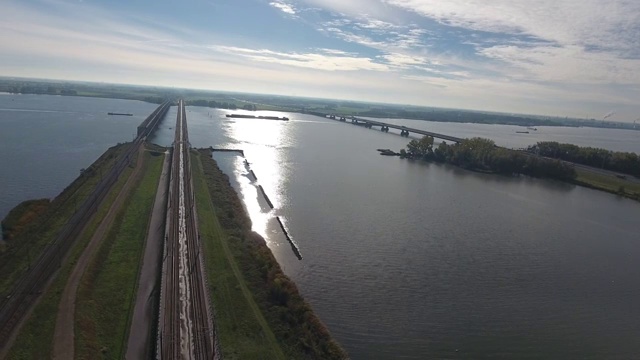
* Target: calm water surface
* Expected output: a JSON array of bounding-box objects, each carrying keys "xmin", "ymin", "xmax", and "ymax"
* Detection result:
[
  {"xmin": 0, "ymin": 94, "xmax": 156, "ymax": 220},
  {"xmin": 151, "ymin": 107, "xmax": 640, "ymax": 359},
  {"xmin": 2, "ymin": 96, "xmax": 640, "ymax": 359}
]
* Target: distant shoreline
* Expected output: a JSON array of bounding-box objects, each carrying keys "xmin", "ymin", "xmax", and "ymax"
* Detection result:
[{"xmin": 1, "ymin": 78, "xmax": 637, "ymax": 129}]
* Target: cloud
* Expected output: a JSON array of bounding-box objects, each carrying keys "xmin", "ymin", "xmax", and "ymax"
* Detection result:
[
  {"xmin": 269, "ymin": 1, "xmax": 296, "ymax": 15},
  {"xmin": 355, "ymin": 18, "xmax": 400, "ymax": 30},
  {"xmin": 479, "ymin": 44, "xmax": 640, "ymax": 84},
  {"xmin": 316, "ymin": 48, "xmax": 358, "ymax": 56},
  {"xmin": 323, "ymin": 27, "xmax": 386, "ymax": 48},
  {"xmin": 321, "ymin": 17, "xmax": 428, "ymax": 51},
  {"xmin": 212, "ymin": 46, "xmax": 389, "ymax": 71},
  {"xmin": 2, "ymin": 0, "xmax": 640, "ymax": 120},
  {"xmin": 302, "ymin": 0, "xmax": 398, "ymax": 19},
  {"xmin": 380, "ymin": 53, "xmax": 426, "ymax": 67},
  {"xmin": 383, "ymin": 0, "xmax": 640, "ymax": 50}
]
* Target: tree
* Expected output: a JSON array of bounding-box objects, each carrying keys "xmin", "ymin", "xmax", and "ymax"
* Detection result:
[
  {"xmin": 406, "ymin": 136, "xmax": 434, "ymax": 159},
  {"xmin": 433, "ymin": 141, "xmax": 449, "ymax": 162}
]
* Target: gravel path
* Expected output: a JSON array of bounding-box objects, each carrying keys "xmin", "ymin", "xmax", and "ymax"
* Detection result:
[
  {"xmin": 125, "ymin": 151, "xmax": 170, "ymax": 360},
  {"xmin": 52, "ymin": 145, "xmax": 146, "ymax": 360}
]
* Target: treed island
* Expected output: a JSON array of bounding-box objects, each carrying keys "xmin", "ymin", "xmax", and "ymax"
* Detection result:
[{"xmin": 389, "ymin": 136, "xmax": 640, "ymax": 201}]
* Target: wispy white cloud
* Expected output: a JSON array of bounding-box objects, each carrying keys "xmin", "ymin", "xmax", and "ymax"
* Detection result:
[
  {"xmin": 479, "ymin": 44, "xmax": 640, "ymax": 84},
  {"xmin": 1, "ymin": 0, "xmax": 640, "ymax": 119},
  {"xmin": 269, "ymin": 1, "xmax": 296, "ymax": 15},
  {"xmin": 380, "ymin": 53, "xmax": 426, "ymax": 67},
  {"xmin": 381, "ymin": 0, "xmax": 640, "ymax": 83},
  {"xmin": 302, "ymin": 0, "xmax": 399, "ymax": 19},
  {"xmin": 355, "ymin": 18, "xmax": 400, "ymax": 30},
  {"xmin": 321, "ymin": 18, "xmax": 428, "ymax": 51},
  {"xmin": 383, "ymin": 0, "xmax": 640, "ymax": 51},
  {"xmin": 211, "ymin": 46, "xmax": 389, "ymax": 71}
]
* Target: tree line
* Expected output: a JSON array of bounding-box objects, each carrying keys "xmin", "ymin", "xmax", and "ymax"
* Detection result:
[
  {"xmin": 527, "ymin": 141, "xmax": 640, "ymax": 177},
  {"xmin": 401, "ymin": 136, "xmax": 577, "ymax": 181},
  {"xmin": 5, "ymin": 85, "xmax": 78, "ymax": 96},
  {"xmin": 186, "ymin": 99, "xmax": 238, "ymax": 110}
]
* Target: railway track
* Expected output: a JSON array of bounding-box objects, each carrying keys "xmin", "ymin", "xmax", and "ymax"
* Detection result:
[
  {"xmin": 0, "ymin": 101, "xmax": 171, "ymax": 352},
  {"xmin": 157, "ymin": 100, "xmax": 215, "ymax": 359}
]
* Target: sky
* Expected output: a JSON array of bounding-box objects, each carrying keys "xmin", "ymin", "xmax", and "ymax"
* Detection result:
[{"xmin": 1, "ymin": 0, "xmax": 639, "ymax": 121}]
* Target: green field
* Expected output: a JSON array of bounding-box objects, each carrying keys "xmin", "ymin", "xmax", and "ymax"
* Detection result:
[
  {"xmin": 0, "ymin": 144, "xmax": 132, "ymax": 298},
  {"xmin": 193, "ymin": 151, "xmax": 287, "ymax": 360},
  {"xmin": 6, "ymin": 146, "xmax": 137, "ymax": 359},
  {"xmin": 75, "ymin": 150, "xmax": 164, "ymax": 359},
  {"xmin": 574, "ymin": 168, "xmax": 640, "ymax": 201},
  {"xmin": 193, "ymin": 150, "xmax": 347, "ymax": 359}
]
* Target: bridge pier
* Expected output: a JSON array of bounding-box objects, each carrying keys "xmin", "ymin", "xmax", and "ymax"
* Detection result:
[
  {"xmin": 400, "ymin": 130, "xmax": 410, "ymax": 137},
  {"xmin": 380, "ymin": 126, "xmax": 389, "ymax": 132}
]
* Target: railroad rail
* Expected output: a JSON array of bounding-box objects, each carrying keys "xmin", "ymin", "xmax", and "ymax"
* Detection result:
[
  {"xmin": 157, "ymin": 100, "xmax": 215, "ymax": 359},
  {"xmin": 0, "ymin": 101, "xmax": 171, "ymax": 351}
]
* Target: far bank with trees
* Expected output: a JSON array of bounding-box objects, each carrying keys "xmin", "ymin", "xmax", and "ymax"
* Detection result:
[
  {"xmin": 397, "ymin": 136, "xmax": 640, "ymax": 201},
  {"xmin": 401, "ymin": 136, "xmax": 576, "ymax": 181}
]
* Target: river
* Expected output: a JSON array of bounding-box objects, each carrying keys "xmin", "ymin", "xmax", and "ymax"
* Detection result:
[
  {"xmin": 0, "ymin": 94, "xmax": 156, "ymax": 221},
  {"xmin": 2, "ymin": 95, "xmax": 640, "ymax": 359}
]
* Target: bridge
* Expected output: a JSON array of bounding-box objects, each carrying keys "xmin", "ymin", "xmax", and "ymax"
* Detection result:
[
  {"xmin": 322, "ymin": 114, "xmax": 465, "ymax": 143},
  {"xmin": 137, "ymin": 100, "xmax": 171, "ymax": 138}
]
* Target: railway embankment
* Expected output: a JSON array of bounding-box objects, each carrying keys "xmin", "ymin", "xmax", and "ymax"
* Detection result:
[
  {"xmin": 2, "ymin": 143, "xmax": 135, "ymax": 358},
  {"xmin": 193, "ymin": 149, "xmax": 347, "ymax": 359}
]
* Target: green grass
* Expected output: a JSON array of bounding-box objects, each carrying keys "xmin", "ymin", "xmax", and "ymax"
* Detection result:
[
  {"xmin": 575, "ymin": 168, "xmax": 640, "ymax": 201},
  {"xmin": 194, "ymin": 150, "xmax": 347, "ymax": 359},
  {"xmin": 75, "ymin": 150, "xmax": 164, "ymax": 359},
  {"xmin": 193, "ymin": 151, "xmax": 287, "ymax": 360},
  {"xmin": 6, "ymin": 148, "xmax": 136, "ymax": 360},
  {"xmin": 0, "ymin": 144, "xmax": 132, "ymax": 297},
  {"xmin": 1, "ymin": 199, "xmax": 50, "ymax": 241}
]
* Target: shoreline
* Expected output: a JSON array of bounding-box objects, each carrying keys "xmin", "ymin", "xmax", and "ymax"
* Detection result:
[
  {"xmin": 3, "ymin": 90, "xmax": 638, "ymax": 130},
  {"xmin": 194, "ymin": 149, "xmax": 348, "ymax": 359},
  {"xmin": 395, "ymin": 154, "xmax": 640, "ymax": 202}
]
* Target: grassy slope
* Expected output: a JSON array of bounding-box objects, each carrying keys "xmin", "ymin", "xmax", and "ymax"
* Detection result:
[
  {"xmin": 193, "ymin": 150, "xmax": 347, "ymax": 360},
  {"xmin": 6, "ymin": 148, "xmax": 136, "ymax": 359},
  {"xmin": 1, "ymin": 199, "xmax": 50, "ymax": 241},
  {"xmin": 193, "ymin": 151, "xmax": 286, "ymax": 360},
  {"xmin": 75, "ymin": 150, "xmax": 164, "ymax": 359},
  {"xmin": 0, "ymin": 144, "xmax": 131, "ymax": 297},
  {"xmin": 574, "ymin": 168, "xmax": 640, "ymax": 201}
]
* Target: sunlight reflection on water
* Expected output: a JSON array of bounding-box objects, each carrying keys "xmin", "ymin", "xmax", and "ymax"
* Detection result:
[
  {"xmin": 225, "ymin": 117, "xmax": 294, "ymax": 244},
  {"xmin": 177, "ymin": 106, "xmax": 640, "ymax": 360}
]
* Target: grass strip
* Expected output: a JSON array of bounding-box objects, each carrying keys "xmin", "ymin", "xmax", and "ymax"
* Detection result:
[
  {"xmin": 6, "ymin": 148, "xmax": 135, "ymax": 359},
  {"xmin": 75, "ymin": 150, "xmax": 164, "ymax": 359},
  {"xmin": 193, "ymin": 150, "xmax": 347, "ymax": 359},
  {"xmin": 193, "ymin": 150, "xmax": 286, "ymax": 360},
  {"xmin": 574, "ymin": 168, "xmax": 640, "ymax": 201},
  {"xmin": 0, "ymin": 144, "xmax": 131, "ymax": 296}
]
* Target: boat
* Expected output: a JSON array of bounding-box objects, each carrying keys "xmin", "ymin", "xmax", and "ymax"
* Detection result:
[
  {"xmin": 377, "ymin": 149, "xmax": 398, "ymax": 156},
  {"xmin": 516, "ymin": 131, "xmax": 529, "ymax": 134},
  {"xmin": 226, "ymin": 114, "xmax": 289, "ymax": 121},
  {"xmin": 107, "ymin": 112, "xmax": 133, "ymax": 116},
  {"xmin": 527, "ymin": 127, "xmax": 538, "ymax": 131}
]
